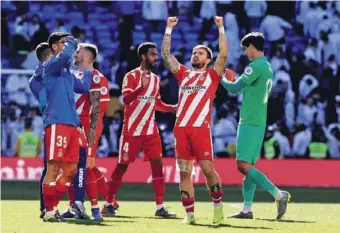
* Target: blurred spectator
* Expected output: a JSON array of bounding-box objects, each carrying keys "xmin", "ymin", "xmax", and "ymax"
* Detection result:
[
  {"xmin": 5, "ymin": 74, "xmax": 30, "ymax": 107},
  {"xmin": 142, "ymin": 1, "xmax": 168, "ymax": 41},
  {"xmin": 259, "ymin": 14, "xmax": 292, "ymax": 56},
  {"xmin": 28, "ymin": 14, "xmax": 40, "ymax": 38},
  {"xmin": 297, "ymin": 95, "xmax": 317, "ymax": 128},
  {"xmin": 299, "ymin": 74, "xmax": 318, "ymax": 100},
  {"xmin": 53, "ymin": 18, "xmax": 67, "ymax": 33},
  {"xmin": 1, "ymin": 10, "xmax": 10, "ymax": 52},
  {"xmin": 198, "ymin": 0, "xmax": 216, "ymax": 42},
  {"xmin": 292, "ymin": 124, "xmax": 312, "ymax": 158},
  {"xmin": 13, "ymin": 12, "xmax": 30, "ymax": 53},
  {"xmin": 116, "ymin": 1, "xmax": 136, "ymax": 61},
  {"xmin": 14, "ymin": 118, "xmax": 41, "ymax": 157},
  {"xmin": 212, "ymin": 108, "xmax": 237, "ymax": 157},
  {"xmin": 262, "ymin": 124, "xmax": 291, "ymax": 159},
  {"xmin": 244, "ymin": 0, "xmax": 267, "ymax": 31},
  {"xmin": 270, "ymin": 48, "xmax": 290, "ymax": 72},
  {"xmin": 322, "ymin": 123, "xmax": 340, "ymax": 159}
]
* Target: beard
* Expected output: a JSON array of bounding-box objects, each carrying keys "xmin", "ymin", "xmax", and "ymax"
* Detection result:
[
  {"xmin": 191, "ymin": 61, "xmax": 204, "ymax": 69},
  {"xmin": 147, "ymin": 61, "xmax": 157, "ymax": 69}
]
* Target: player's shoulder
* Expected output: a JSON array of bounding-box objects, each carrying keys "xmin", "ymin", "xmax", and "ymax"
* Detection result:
[
  {"xmin": 125, "ymin": 68, "xmax": 142, "ymax": 79},
  {"xmin": 93, "ymin": 69, "xmax": 108, "ymax": 83}
]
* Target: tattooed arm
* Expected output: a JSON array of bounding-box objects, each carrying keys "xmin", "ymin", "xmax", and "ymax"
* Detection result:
[
  {"xmin": 161, "ymin": 17, "xmax": 180, "ymax": 74},
  {"xmin": 88, "ymin": 90, "xmax": 101, "ymax": 147}
]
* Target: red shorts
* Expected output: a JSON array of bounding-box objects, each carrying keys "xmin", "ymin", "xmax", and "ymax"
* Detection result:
[
  {"xmin": 45, "ymin": 124, "xmax": 79, "ymax": 163},
  {"xmin": 79, "ymin": 115, "xmax": 104, "ymax": 157},
  {"xmin": 174, "ymin": 127, "xmax": 213, "ymax": 161},
  {"xmin": 118, "ymin": 134, "xmax": 162, "ymax": 164}
]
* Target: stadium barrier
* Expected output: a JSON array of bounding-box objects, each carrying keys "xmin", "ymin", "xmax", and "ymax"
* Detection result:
[{"xmin": 1, "ymin": 157, "xmax": 339, "ymax": 187}]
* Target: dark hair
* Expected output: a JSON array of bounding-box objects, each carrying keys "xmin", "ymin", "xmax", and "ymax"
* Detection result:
[
  {"xmin": 241, "ymin": 32, "xmax": 265, "ymax": 51},
  {"xmin": 35, "ymin": 42, "xmax": 50, "ymax": 62},
  {"xmin": 137, "ymin": 42, "xmax": 157, "ymax": 60},
  {"xmin": 47, "ymin": 32, "xmax": 70, "ymax": 50},
  {"xmin": 79, "ymin": 43, "xmax": 98, "ymax": 61},
  {"xmin": 24, "ymin": 118, "xmax": 33, "ymax": 129}
]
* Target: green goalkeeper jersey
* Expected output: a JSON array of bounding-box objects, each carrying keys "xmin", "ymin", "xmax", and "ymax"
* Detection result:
[{"xmin": 239, "ymin": 56, "xmax": 273, "ymax": 126}]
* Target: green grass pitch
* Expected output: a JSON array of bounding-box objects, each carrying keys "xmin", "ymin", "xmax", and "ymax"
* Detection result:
[
  {"xmin": 1, "ymin": 183, "xmax": 340, "ymax": 233},
  {"xmin": 2, "ymin": 201, "xmax": 340, "ymax": 233}
]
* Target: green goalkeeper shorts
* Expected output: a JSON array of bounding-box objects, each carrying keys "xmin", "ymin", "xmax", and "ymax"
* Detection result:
[{"xmin": 236, "ymin": 124, "xmax": 266, "ymax": 165}]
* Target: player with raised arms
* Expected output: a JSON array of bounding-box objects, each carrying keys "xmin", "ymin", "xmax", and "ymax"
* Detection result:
[
  {"xmin": 221, "ymin": 32, "xmax": 291, "ymax": 220},
  {"xmin": 161, "ymin": 16, "xmax": 227, "ymax": 225}
]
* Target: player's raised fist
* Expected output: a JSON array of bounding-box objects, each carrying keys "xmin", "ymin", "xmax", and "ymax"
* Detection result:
[
  {"xmin": 167, "ymin": 17, "xmax": 179, "ymax": 28},
  {"xmin": 214, "ymin": 16, "xmax": 224, "ymax": 28},
  {"xmin": 141, "ymin": 70, "xmax": 151, "ymax": 89}
]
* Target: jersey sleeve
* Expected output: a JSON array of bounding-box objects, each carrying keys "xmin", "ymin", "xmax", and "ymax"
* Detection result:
[
  {"xmin": 208, "ymin": 67, "xmax": 222, "ymax": 83},
  {"xmin": 89, "ymin": 74, "xmax": 102, "ymax": 92},
  {"xmin": 239, "ymin": 62, "xmax": 261, "ymax": 86},
  {"xmin": 174, "ymin": 64, "xmax": 189, "ymax": 83},
  {"xmin": 122, "ymin": 73, "xmax": 138, "ymax": 94}
]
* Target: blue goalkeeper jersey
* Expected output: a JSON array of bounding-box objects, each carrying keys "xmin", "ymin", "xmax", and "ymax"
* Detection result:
[{"xmin": 42, "ymin": 37, "xmax": 92, "ymax": 128}]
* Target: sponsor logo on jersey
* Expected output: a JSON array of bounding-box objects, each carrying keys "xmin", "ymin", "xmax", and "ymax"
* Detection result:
[
  {"xmin": 93, "ymin": 75, "xmax": 100, "ymax": 83},
  {"xmin": 137, "ymin": 96, "xmax": 155, "ymax": 103},
  {"xmin": 245, "ymin": 66, "xmax": 253, "ymax": 75},
  {"xmin": 181, "ymin": 85, "xmax": 207, "ymax": 94},
  {"xmin": 101, "ymin": 87, "xmax": 108, "ymax": 95}
]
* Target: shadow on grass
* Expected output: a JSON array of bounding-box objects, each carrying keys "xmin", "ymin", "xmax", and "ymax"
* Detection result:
[
  {"xmin": 112, "ymin": 215, "xmax": 182, "ymax": 220},
  {"xmin": 193, "ymin": 223, "xmax": 274, "ymax": 230},
  {"xmin": 66, "ymin": 219, "xmax": 109, "ymax": 226},
  {"xmin": 256, "ymin": 218, "xmax": 316, "ymax": 223},
  {"xmin": 66, "ymin": 219, "xmax": 134, "ymax": 226}
]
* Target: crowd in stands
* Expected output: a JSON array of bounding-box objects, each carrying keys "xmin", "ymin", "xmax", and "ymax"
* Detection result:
[{"xmin": 1, "ymin": 1, "xmax": 340, "ymax": 159}]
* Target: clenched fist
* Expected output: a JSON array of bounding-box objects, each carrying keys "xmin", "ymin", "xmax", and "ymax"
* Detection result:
[
  {"xmin": 167, "ymin": 17, "xmax": 179, "ymax": 28},
  {"xmin": 214, "ymin": 16, "xmax": 224, "ymax": 28}
]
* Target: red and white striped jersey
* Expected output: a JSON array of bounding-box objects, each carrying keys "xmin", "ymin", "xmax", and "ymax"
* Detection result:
[
  {"xmin": 175, "ymin": 64, "xmax": 221, "ymax": 128},
  {"xmin": 75, "ymin": 69, "xmax": 110, "ymax": 117},
  {"xmin": 121, "ymin": 67, "xmax": 162, "ymax": 136}
]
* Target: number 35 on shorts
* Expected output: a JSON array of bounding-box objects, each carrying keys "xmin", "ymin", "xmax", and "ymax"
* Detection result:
[{"xmin": 56, "ymin": 135, "xmax": 67, "ymax": 148}]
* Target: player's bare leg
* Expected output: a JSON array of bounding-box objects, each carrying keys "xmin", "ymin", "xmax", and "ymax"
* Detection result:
[
  {"xmin": 103, "ymin": 163, "xmax": 128, "ymax": 217},
  {"xmin": 42, "ymin": 160, "xmax": 63, "ymax": 222},
  {"xmin": 199, "ymin": 160, "xmax": 224, "ymax": 225},
  {"xmin": 231, "ymin": 161, "xmax": 291, "ymax": 219},
  {"xmin": 177, "ymin": 159, "xmax": 195, "ymax": 224},
  {"xmin": 150, "ymin": 159, "xmax": 176, "ymax": 218}
]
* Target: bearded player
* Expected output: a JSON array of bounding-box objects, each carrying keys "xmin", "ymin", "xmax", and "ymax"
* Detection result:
[
  {"xmin": 161, "ymin": 16, "xmax": 228, "ymax": 225},
  {"xmin": 61, "ymin": 43, "xmax": 115, "ymax": 221},
  {"xmin": 102, "ymin": 42, "xmax": 176, "ymax": 218},
  {"xmin": 221, "ymin": 32, "xmax": 291, "ymax": 220}
]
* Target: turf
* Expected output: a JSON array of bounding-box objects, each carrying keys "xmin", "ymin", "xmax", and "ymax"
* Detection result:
[{"xmin": 2, "ymin": 200, "xmax": 340, "ymax": 233}]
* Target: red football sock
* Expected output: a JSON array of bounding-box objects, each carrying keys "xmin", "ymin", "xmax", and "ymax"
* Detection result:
[
  {"xmin": 43, "ymin": 182, "xmax": 56, "ymax": 212},
  {"xmin": 92, "ymin": 166, "xmax": 108, "ymax": 200},
  {"xmin": 54, "ymin": 180, "xmax": 70, "ymax": 207},
  {"xmin": 210, "ymin": 186, "xmax": 223, "ymax": 206},
  {"xmin": 106, "ymin": 166, "xmax": 126, "ymax": 203},
  {"xmin": 86, "ymin": 168, "xmax": 98, "ymax": 207},
  {"xmin": 181, "ymin": 197, "xmax": 195, "ymax": 214},
  {"xmin": 68, "ymin": 184, "xmax": 75, "ymax": 206},
  {"xmin": 151, "ymin": 163, "xmax": 165, "ymax": 205}
]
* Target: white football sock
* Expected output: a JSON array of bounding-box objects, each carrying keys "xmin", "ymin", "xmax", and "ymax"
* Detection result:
[
  {"xmin": 241, "ymin": 205, "xmax": 252, "ymax": 213},
  {"xmin": 274, "ymin": 190, "xmax": 284, "ymax": 201}
]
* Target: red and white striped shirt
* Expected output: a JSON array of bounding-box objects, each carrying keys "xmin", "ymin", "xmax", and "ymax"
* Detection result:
[
  {"xmin": 175, "ymin": 64, "xmax": 221, "ymax": 128},
  {"xmin": 122, "ymin": 68, "xmax": 167, "ymax": 136},
  {"xmin": 75, "ymin": 69, "xmax": 110, "ymax": 117}
]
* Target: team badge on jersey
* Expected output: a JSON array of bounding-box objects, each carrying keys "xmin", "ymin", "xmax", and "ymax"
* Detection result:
[
  {"xmin": 93, "ymin": 75, "xmax": 100, "ymax": 83},
  {"xmin": 245, "ymin": 66, "xmax": 253, "ymax": 75},
  {"xmin": 101, "ymin": 87, "xmax": 108, "ymax": 95}
]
